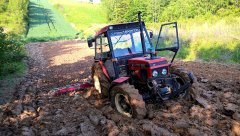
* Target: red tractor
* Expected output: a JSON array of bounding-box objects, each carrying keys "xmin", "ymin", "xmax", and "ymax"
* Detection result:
[{"xmin": 87, "ymin": 12, "xmax": 195, "ymax": 119}]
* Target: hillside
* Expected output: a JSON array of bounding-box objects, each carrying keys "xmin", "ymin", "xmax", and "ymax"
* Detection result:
[
  {"xmin": 26, "ymin": 0, "xmax": 78, "ymax": 41},
  {"xmin": 49, "ymin": 0, "xmax": 107, "ymax": 38}
]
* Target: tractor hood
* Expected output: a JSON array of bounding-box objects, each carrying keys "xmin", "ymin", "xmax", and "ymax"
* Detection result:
[{"xmin": 128, "ymin": 57, "xmax": 168, "ymax": 68}]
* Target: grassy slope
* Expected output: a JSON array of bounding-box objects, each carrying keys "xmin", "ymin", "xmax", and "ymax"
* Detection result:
[
  {"xmin": 27, "ymin": 0, "xmax": 78, "ymax": 41},
  {"xmin": 49, "ymin": 0, "xmax": 107, "ymax": 39},
  {"xmin": 148, "ymin": 16, "xmax": 240, "ymax": 63},
  {"xmin": 178, "ymin": 17, "xmax": 240, "ymax": 63}
]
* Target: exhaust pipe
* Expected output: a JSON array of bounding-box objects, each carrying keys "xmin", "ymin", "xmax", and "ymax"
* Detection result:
[{"xmin": 138, "ymin": 11, "xmax": 146, "ymax": 55}]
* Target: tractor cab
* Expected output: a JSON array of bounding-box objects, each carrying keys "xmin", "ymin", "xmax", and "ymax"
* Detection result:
[
  {"xmin": 88, "ymin": 21, "xmax": 180, "ymax": 80},
  {"xmin": 88, "ymin": 22, "xmax": 159, "ymax": 79}
]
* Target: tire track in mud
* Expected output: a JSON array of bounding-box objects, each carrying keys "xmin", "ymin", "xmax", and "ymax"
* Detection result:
[{"xmin": 0, "ymin": 41, "xmax": 240, "ymax": 135}]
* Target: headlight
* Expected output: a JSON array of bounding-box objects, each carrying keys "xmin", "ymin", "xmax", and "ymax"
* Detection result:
[
  {"xmin": 162, "ymin": 68, "xmax": 167, "ymax": 75},
  {"xmin": 152, "ymin": 70, "xmax": 158, "ymax": 77}
]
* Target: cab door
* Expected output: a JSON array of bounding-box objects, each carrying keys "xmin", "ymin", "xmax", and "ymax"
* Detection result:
[
  {"xmin": 155, "ymin": 22, "xmax": 180, "ymax": 63},
  {"xmin": 95, "ymin": 34, "xmax": 115, "ymax": 79}
]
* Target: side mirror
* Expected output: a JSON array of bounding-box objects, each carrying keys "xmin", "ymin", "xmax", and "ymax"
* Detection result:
[
  {"xmin": 149, "ymin": 31, "xmax": 153, "ymax": 39},
  {"xmin": 87, "ymin": 38, "xmax": 95, "ymax": 48}
]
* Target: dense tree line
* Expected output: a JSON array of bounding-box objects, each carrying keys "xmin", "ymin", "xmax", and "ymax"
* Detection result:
[{"xmin": 102, "ymin": 0, "xmax": 240, "ymax": 23}]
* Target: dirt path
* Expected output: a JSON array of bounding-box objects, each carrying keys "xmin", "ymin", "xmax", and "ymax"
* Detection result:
[{"xmin": 0, "ymin": 40, "xmax": 240, "ymax": 136}]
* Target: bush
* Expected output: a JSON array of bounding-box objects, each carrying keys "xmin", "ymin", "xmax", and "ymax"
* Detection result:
[
  {"xmin": 0, "ymin": 0, "xmax": 29, "ymax": 35},
  {"xmin": 0, "ymin": 62, "xmax": 26, "ymax": 75},
  {"xmin": 0, "ymin": 27, "xmax": 26, "ymax": 78}
]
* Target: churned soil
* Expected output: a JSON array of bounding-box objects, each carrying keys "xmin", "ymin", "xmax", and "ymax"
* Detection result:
[{"xmin": 0, "ymin": 40, "xmax": 239, "ymax": 136}]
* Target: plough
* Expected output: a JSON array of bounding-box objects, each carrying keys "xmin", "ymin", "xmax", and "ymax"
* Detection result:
[{"xmin": 50, "ymin": 82, "xmax": 93, "ymax": 96}]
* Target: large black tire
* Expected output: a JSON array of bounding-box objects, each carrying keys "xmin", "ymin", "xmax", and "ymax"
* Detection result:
[
  {"xmin": 111, "ymin": 83, "xmax": 147, "ymax": 119},
  {"xmin": 92, "ymin": 62, "xmax": 110, "ymax": 97},
  {"xmin": 170, "ymin": 66, "xmax": 196, "ymax": 100}
]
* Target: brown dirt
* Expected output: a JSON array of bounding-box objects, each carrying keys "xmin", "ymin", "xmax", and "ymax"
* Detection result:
[{"xmin": 0, "ymin": 40, "xmax": 240, "ymax": 136}]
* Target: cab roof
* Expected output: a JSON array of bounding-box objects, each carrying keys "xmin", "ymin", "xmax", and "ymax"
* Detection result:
[{"xmin": 94, "ymin": 21, "xmax": 145, "ymax": 38}]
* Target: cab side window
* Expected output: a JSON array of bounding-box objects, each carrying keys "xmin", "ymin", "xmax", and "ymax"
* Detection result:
[
  {"xmin": 95, "ymin": 34, "xmax": 110, "ymax": 60},
  {"xmin": 102, "ymin": 36, "xmax": 110, "ymax": 57},
  {"xmin": 95, "ymin": 37, "xmax": 101, "ymax": 60}
]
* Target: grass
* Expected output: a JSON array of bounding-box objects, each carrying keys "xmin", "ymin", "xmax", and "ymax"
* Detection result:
[
  {"xmin": 0, "ymin": 0, "xmax": 29, "ymax": 35},
  {"xmin": 0, "ymin": 0, "xmax": 28, "ymax": 80},
  {"xmin": 0, "ymin": 61, "xmax": 27, "ymax": 79},
  {"xmin": 26, "ymin": 0, "xmax": 78, "ymax": 42},
  {"xmin": 0, "ymin": 28, "xmax": 27, "ymax": 79},
  {"xmin": 49, "ymin": 0, "xmax": 107, "ymax": 39},
  {"xmin": 148, "ymin": 16, "xmax": 240, "ymax": 63},
  {"xmin": 178, "ymin": 17, "xmax": 240, "ymax": 63}
]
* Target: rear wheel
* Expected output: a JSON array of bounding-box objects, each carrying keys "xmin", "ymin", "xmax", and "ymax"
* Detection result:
[
  {"xmin": 170, "ymin": 66, "xmax": 195, "ymax": 100},
  {"xmin": 111, "ymin": 84, "xmax": 147, "ymax": 119},
  {"xmin": 92, "ymin": 62, "xmax": 110, "ymax": 97}
]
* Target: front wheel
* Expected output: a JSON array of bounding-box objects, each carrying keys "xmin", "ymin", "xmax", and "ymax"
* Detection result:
[
  {"xmin": 170, "ymin": 66, "xmax": 195, "ymax": 100},
  {"xmin": 111, "ymin": 84, "xmax": 146, "ymax": 119}
]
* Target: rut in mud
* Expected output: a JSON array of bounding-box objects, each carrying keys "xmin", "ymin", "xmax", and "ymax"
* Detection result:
[{"xmin": 0, "ymin": 40, "xmax": 240, "ymax": 136}]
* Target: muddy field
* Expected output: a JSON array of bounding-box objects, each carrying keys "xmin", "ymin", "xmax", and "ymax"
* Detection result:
[{"xmin": 0, "ymin": 40, "xmax": 240, "ymax": 136}]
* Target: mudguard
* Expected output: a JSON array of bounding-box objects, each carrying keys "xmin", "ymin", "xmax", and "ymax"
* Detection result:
[{"xmin": 112, "ymin": 77, "xmax": 129, "ymax": 84}]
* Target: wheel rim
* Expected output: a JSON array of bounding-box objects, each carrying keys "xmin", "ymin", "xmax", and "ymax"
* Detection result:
[
  {"xmin": 115, "ymin": 93, "xmax": 133, "ymax": 117},
  {"xmin": 93, "ymin": 73, "xmax": 101, "ymax": 94}
]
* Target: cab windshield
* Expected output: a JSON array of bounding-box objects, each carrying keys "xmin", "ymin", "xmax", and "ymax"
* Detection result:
[{"xmin": 109, "ymin": 28, "xmax": 151, "ymax": 57}]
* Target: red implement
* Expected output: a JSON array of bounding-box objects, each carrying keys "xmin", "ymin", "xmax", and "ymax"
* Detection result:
[{"xmin": 52, "ymin": 82, "xmax": 93, "ymax": 96}]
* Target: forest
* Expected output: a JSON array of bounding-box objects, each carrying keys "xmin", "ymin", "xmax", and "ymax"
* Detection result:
[{"xmin": 103, "ymin": 0, "xmax": 239, "ymax": 23}]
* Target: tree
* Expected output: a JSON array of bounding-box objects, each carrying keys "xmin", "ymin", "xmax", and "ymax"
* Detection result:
[{"xmin": 102, "ymin": 0, "xmax": 240, "ymax": 23}]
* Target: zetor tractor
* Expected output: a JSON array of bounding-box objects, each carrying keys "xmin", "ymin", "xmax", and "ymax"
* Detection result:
[{"xmin": 87, "ymin": 12, "xmax": 195, "ymax": 119}]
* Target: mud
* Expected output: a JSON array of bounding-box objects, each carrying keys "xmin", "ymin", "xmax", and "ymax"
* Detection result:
[{"xmin": 0, "ymin": 40, "xmax": 239, "ymax": 136}]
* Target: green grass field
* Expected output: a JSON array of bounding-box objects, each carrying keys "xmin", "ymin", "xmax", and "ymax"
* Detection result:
[
  {"xmin": 27, "ymin": 0, "xmax": 78, "ymax": 41},
  {"xmin": 178, "ymin": 17, "xmax": 240, "ymax": 63},
  {"xmin": 148, "ymin": 17, "xmax": 240, "ymax": 63},
  {"xmin": 49, "ymin": 0, "xmax": 107, "ymax": 39}
]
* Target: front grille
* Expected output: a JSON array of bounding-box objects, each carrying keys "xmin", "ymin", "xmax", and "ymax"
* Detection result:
[{"xmin": 148, "ymin": 60, "xmax": 168, "ymax": 67}]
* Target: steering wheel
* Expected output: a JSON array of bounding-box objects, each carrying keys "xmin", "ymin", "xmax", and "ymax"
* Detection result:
[{"xmin": 127, "ymin": 47, "xmax": 132, "ymax": 54}]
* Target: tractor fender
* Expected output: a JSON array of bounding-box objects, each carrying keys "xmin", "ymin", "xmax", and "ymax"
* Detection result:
[
  {"xmin": 108, "ymin": 77, "xmax": 130, "ymax": 99},
  {"xmin": 112, "ymin": 77, "xmax": 130, "ymax": 84}
]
